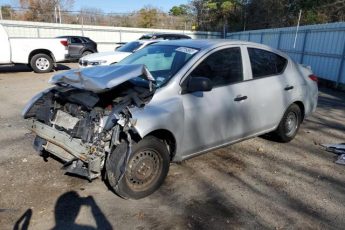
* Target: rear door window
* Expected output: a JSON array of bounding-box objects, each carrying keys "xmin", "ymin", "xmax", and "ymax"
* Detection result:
[
  {"xmin": 70, "ymin": 37, "xmax": 83, "ymax": 44},
  {"xmin": 248, "ymin": 48, "xmax": 287, "ymax": 79},
  {"xmin": 80, "ymin": 38, "xmax": 89, "ymax": 43}
]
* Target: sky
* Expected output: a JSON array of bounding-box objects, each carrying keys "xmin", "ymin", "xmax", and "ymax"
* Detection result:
[{"xmin": 0, "ymin": 0, "xmax": 189, "ymax": 13}]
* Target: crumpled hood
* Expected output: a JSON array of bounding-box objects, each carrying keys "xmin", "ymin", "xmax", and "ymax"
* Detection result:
[
  {"xmin": 81, "ymin": 51, "xmax": 131, "ymax": 62},
  {"xmin": 49, "ymin": 64, "xmax": 155, "ymax": 93}
]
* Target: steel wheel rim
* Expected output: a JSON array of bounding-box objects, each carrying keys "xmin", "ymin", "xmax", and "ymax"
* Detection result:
[
  {"xmin": 126, "ymin": 149, "xmax": 162, "ymax": 191},
  {"xmin": 35, "ymin": 57, "xmax": 50, "ymax": 70},
  {"xmin": 285, "ymin": 111, "xmax": 298, "ymax": 137}
]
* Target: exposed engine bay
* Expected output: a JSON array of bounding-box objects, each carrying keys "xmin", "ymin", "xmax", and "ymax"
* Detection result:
[{"xmin": 23, "ymin": 65, "xmax": 155, "ymax": 181}]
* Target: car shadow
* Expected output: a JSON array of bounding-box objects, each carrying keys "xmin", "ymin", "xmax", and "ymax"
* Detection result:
[
  {"xmin": 56, "ymin": 64, "xmax": 72, "ymax": 71},
  {"xmin": 0, "ymin": 64, "xmax": 71, "ymax": 73},
  {"xmin": 51, "ymin": 191, "xmax": 112, "ymax": 230}
]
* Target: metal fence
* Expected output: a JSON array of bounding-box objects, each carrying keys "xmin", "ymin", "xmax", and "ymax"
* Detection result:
[
  {"xmin": 0, "ymin": 8, "xmax": 194, "ymax": 31},
  {"xmin": 0, "ymin": 20, "xmax": 222, "ymax": 52},
  {"xmin": 227, "ymin": 22, "xmax": 345, "ymax": 85}
]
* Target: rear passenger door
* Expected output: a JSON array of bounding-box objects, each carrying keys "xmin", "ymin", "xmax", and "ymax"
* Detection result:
[{"xmin": 242, "ymin": 47, "xmax": 289, "ymax": 133}]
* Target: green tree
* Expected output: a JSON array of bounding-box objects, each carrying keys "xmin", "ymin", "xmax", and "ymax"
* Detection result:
[
  {"xmin": 1, "ymin": 5, "xmax": 14, "ymax": 19},
  {"xmin": 169, "ymin": 4, "xmax": 189, "ymax": 16},
  {"xmin": 138, "ymin": 6, "xmax": 160, "ymax": 28},
  {"xmin": 206, "ymin": 0, "xmax": 237, "ymax": 31}
]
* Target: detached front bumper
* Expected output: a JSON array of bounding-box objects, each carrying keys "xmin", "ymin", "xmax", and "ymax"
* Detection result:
[
  {"xmin": 27, "ymin": 119, "xmax": 103, "ymax": 180},
  {"xmin": 27, "ymin": 119, "xmax": 89, "ymax": 162}
]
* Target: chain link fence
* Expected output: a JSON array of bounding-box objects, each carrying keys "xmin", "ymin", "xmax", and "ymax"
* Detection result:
[{"xmin": 0, "ymin": 7, "xmax": 195, "ymax": 31}]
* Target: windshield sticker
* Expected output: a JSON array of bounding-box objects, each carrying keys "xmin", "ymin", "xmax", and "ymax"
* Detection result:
[{"xmin": 176, "ymin": 47, "xmax": 198, "ymax": 55}]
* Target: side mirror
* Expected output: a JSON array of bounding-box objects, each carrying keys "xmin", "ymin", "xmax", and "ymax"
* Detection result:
[{"xmin": 183, "ymin": 77, "xmax": 213, "ymax": 94}]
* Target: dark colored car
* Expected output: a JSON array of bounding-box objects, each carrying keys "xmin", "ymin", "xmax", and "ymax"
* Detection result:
[
  {"xmin": 56, "ymin": 36, "xmax": 98, "ymax": 61},
  {"xmin": 138, "ymin": 33, "xmax": 191, "ymax": 40}
]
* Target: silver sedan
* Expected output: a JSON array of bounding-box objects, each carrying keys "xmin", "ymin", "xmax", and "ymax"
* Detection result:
[{"xmin": 23, "ymin": 40, "xmax": 318, "ymax": 199}]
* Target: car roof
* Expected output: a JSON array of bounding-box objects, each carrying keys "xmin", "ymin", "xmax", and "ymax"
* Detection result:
[
  {"xmin": 144, "ymin": 33, "xmax": 190, "ymax": 36},
  {"xmin": 140, "ymin": 33, "xmax": 191, "ymax": 39},
  {"xmin": 122, "ymin": 40, "xmax": 159, "ymax": 45},
  {"xmin": 150, "ymin": 39, "xmax": 286, "ymax": 55},
  {"xmin": 138, "ymin": 39, "xmax": 161, "ymax": 44},
  {"xmin": 57, "ymin": 35, "xmax": 89, "ymax": 39}
]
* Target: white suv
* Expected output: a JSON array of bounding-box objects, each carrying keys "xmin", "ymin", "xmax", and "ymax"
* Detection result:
[{"xmin": 79, "ymin": 40, "xmax": 158, "ymax": 68}]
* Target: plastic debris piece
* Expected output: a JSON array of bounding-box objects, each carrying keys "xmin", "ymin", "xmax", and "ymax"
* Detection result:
[
  {"xmin": 335, "ymin": 154, "xmax": 345, "ymax": 165},
  {"xmin": 321, "ymin": 143, "xmax": 345, "ymax": 155}
]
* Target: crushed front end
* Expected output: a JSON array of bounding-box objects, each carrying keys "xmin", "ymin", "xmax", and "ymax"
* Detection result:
[{"xmin": 23, "ymin": 65, "xmax": 155, "ymax": 181}]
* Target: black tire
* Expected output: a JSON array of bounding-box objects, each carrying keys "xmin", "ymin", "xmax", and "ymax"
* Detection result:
[
  {"xmin": 30, "ymin": 53, "xmax": 53, "ymax": 73},
  {"xmin": 82, "ymin": 51, "xmax": 92, "ymax": 57},
  {"xmin": 273, "ymin": 104, "xmax": 302, "ymax": 143},
  {"xmin": 106, "ymin": 136, "xmax": 170, "ymax": 199}
]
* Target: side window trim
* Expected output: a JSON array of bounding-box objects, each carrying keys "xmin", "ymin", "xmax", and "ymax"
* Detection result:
[
  {"xmin": 240, "ymin": 45, "xmax": 252, "ymax": 81},
  {"xmin": 180, "ymin": 45, "xmax": 245, "ymax": 89}
]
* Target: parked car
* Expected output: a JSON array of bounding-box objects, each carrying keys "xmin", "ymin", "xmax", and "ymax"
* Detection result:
[
  {"xmin": 78, "ymin": 40, "xmax": 158, "ymax": 68},
  {"xmin": 23, "ymin": 40, "xmax": 318, "ymax": 199},
  {"xmin": 56, "ymin": 36, "xmax": 98, "ymax": 61},
  {"xmin": 139, "ymin": 33, "xmax": 191, "ymax": 40},
  {"xmin": 0, "ymin": 24, "xmax": 68, "ymax": 73}
]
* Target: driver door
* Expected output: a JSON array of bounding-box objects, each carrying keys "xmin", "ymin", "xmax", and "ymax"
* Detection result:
[{"xmin": 180, "ymin": 46, "xmax": 249, "ymax": 157}]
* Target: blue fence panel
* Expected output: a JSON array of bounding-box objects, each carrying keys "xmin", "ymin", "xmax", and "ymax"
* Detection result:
[
  {"xmin": 226, "ymin": 22, "xmax": 345, "ymax": 85},
  {"xmin": 249, "ymin": 33, "xmax": 262, "ymax": 43},
  {"xmin": 262, "ymin": 32, "xmax": 280, "ymax": 48}
]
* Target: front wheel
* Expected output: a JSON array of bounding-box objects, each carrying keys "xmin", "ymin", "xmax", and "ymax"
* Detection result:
[
  {"xmin": 106, "ymin": 136, "xmax": 170, "ymax": 199},
  {"xmin": 273, "ymin": 104, "xmax": 302, "ymax": 142},
  {"xmin": 30, "ymin": 53, "xmax": 53, "ymax": 73}
]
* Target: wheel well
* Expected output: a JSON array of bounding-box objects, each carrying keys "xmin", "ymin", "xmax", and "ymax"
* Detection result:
[
  {"xmin": 146, "ymin": 129, "xmax": 176, "ymax": 160},
  {"xmin": 294, "ymin": 101, "xmax": 305, "ymax": 121},
  {"xmin": 28, "ymin": 49, "xmax": 55, "ymax": 63},
  {"xmin": 82, "ymin": 49, "xmax": 93, "ymax": 54}
]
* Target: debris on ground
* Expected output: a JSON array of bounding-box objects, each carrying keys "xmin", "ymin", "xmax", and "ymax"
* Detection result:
[
  {"xmin": 335, "ymin": 154, "xmax": 345, "ymax": 165},
  {"xmin": 322, "ymin": 143, "xmax": 345, "ymax": 165}
]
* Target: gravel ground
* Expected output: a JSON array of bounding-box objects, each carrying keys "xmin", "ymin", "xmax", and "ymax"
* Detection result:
[{"xmin": 0, "ymin": 63, "xmax": 344, "ymax": 230}]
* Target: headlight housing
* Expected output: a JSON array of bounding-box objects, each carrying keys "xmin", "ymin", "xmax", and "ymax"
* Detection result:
[{"xmin": 88, "ymin": 60, "xmax": 107, "ymax": 66}]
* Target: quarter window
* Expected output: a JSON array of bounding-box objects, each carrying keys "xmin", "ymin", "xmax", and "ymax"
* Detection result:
[
  {"xmin": 190, "ymin": 47, "xmax": 243, "ymax": 87},
  {"xmin": 248, "ymin": 48, "xmax": 287, "ymax": 78}
]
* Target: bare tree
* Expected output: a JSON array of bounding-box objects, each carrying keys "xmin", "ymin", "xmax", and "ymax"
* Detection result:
[{"xmin": 19, "ymin": 0, "xmax": 74, "ymax": 22}]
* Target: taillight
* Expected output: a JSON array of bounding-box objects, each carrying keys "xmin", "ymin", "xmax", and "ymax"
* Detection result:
[
  {"xmin": 309, "ymin": 74, "xmax": 318, "ymax": 82},
  {"xmin": 60, "ymin": 40, "xmax": 68, "ymax": 47}
]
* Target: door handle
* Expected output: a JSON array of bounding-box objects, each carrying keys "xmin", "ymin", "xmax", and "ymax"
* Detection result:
[
  {"xmin": 234, "ymin": 95, "xmax": 248, "ymax": 102},
  {"xmin": 284, "ymin": 86, "xmax": 294, "ymax": 91}
]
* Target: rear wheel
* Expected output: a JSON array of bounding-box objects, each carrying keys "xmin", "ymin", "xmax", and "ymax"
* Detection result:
[
  {"xmin": 273, "ymin": 104, "xmax": 301, "ymax": 142},
  {"xmin": 30, "ymin": 53, "xmax": 53, "ymax": 73},
  {"xmin": 106, "ymin": 136, "xmax": 170, "ymax": 199}
]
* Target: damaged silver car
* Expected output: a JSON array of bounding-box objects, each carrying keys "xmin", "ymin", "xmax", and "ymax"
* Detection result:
[{"xmin": 23, "ymin": 40, "xmax": 318, "ymax": 199}]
